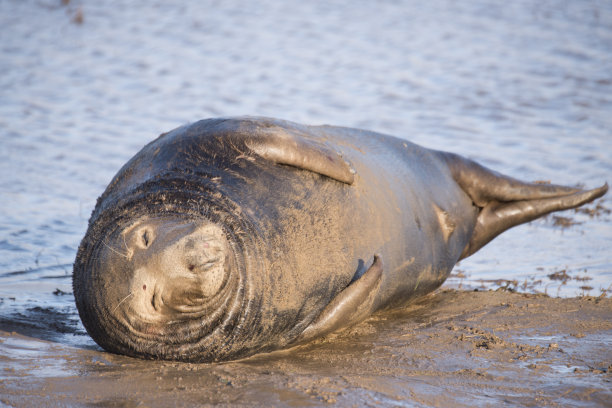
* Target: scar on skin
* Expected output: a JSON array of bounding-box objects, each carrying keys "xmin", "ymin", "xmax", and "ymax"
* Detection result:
[{"xmin": 433, "ymin": 204, "xmax": 456, "ymax": 242}]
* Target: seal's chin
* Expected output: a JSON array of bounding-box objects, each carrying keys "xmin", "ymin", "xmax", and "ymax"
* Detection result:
[{"xmin": 105, "ymin": 216, "xmax": 231, "ymax": 327}]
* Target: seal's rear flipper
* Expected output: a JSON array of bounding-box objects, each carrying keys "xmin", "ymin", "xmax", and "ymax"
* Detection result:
[
  {"xmin": 440, "ymin": 152, "xmax": 608, "ymax": 259},
  {"xmin": 293, "ymin": 255, "xmax": 383, "ymax": 345}
]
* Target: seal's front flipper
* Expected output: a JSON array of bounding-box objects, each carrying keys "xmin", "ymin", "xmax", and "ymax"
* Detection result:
[
  {"xmin": 235, "ymin": 118, "xmax": 356, "ymax": 184},
  {"xmin": 294, "ymin": 255, "xmax": 383, "ymax": 345},
  {"xmin": 440, "ymin": 152, "xmax": 608, "ymax": 259}
]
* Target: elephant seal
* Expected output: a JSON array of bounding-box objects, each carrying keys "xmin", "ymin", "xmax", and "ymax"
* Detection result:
[{"xmin": 73, "ymin": 117, "xmax": 607, "ymax": 362}]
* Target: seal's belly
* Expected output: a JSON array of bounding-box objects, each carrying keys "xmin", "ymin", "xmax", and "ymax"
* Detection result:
[{"xmin": 258, "ymin": 131, "xmax": 477, "ymax": 312}]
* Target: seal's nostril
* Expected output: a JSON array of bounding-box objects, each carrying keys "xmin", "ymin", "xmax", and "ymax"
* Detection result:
[
  {"xmin": 142, "ymin": 284, "xmax": 147, "ymax": 291},
  {"xmin": 188, "ymin": 264, "xmax": 195, "ymax": 272}
]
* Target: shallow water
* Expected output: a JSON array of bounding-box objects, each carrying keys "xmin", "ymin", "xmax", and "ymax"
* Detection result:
[{"xmin": 1, "ymin": 0, "xmax": 611, "ymax": 398}]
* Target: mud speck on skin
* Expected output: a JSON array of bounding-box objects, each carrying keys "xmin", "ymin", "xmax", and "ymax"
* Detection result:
[{"xmin": 1, "ymin": 289, "xmax": 611, "ymax": 407}]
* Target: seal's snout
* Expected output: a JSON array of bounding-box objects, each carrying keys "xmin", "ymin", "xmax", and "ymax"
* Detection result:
[{"xmin": 108, "ymin": 217, "xmax": 230, "ymax": 322}]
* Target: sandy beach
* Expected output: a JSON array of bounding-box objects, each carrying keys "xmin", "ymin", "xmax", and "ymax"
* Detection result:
[{"xmin": 2, "ymin": 289, "xmax": 611, "ymax": 407}]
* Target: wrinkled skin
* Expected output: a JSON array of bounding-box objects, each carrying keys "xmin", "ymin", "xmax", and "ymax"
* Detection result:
[{"xmin": 73, "ymin": 117, "xmax": 607, "ymax": 362}]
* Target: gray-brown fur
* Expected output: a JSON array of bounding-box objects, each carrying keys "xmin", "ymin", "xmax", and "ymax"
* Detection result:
[{"xmin": 73, "ymin": 117, "xmax": 607, "ymax": 362}]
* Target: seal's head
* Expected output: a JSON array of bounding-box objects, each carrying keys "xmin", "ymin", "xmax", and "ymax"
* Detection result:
[
  {"xmin": 73, "ymin": 207, "xmax": 257, "ymax": 362},
  {"xmin": 115, "ymin": 217, "xmax": 229, "ymax": 320}
]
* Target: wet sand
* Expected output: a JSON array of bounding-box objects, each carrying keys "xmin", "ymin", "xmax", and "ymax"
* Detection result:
[{"xmin": 2, "ymin": 289, "xmax": 610, "ymax": 407}]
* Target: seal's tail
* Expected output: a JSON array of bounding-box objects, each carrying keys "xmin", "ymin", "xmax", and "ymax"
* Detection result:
[{"xmin": 440, "ymin": 152, "xmax": 608, "ymax": 259}]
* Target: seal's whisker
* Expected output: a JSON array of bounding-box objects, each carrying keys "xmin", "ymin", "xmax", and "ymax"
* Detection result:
[
  {"xmin": 113, "ymin": 292, "xmax": 134, "ymax": 313},
  {"xmin": 122, "ymin": 233, "xmax": 130, "ymax": 253},
  {"xmin": 102, "ymin": 239, "xmax": 129, "ymax": 259}
]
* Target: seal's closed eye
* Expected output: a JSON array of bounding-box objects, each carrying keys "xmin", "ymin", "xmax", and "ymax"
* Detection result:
[
  {"xmin": 123, "ymin": 223, "xmax": 156, "ymax": 252},
  {"xmin": 141, "ymin": 230, "xmax": 150, "ymax": 247}
]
